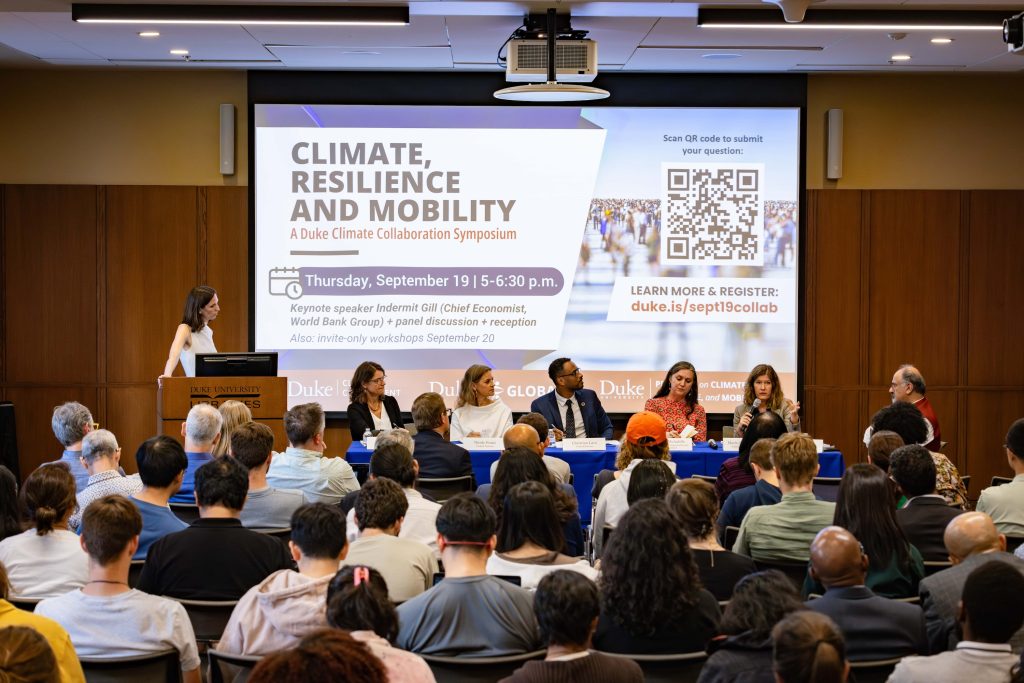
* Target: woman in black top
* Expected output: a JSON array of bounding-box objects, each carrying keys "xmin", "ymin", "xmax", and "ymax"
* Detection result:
[
  {"xmin": 666, "ymin": 478, "xmax": 757, "ymax": 602},
  {"xmin": 593, "ymin": 499, "xmax": 720, "ymax": 654},
  {"xmin": 347, "ymin": 361, "xmax": 403, "ymax": 440}
]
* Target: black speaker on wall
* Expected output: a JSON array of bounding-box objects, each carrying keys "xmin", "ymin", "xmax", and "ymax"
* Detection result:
[{"xmin": 0, "ymin": 402, "xmax": 19, "ymax": 484}]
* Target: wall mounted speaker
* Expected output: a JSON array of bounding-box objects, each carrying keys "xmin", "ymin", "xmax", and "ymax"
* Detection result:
[
  {"xmin": 826, "ymin": 108, "xmax": 843, "ymax": 180},
  {"xmin": 220, "ymin": 103, "xmax": 235, "ymax": 176}
]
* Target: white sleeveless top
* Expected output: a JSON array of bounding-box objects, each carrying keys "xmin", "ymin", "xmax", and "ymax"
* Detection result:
[{"xmin": 179, "ymin": 325, "xmax": 217, "ymax": 377}]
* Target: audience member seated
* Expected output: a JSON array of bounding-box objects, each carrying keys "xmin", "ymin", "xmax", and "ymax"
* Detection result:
[
  {"xmin": 0, "ymin": 626, "xmax": 61, "ymax": 683},
  {"xmin": 593, "ymin": 498, "xmax": 720, "ymax": 654},
  {"xmin": 68, "ymin": 429, "xmax": 141, "ymax": 531},
  {"xmin": 486, "ymin": 482, "xmax": 597, "ymax": 590},
  {"xmin": 46, "ymin": 401, "xmax": 95, "ymax": 491},
  {"xmin": 342, "ymin": 478, "xmax": 437, "ymax": 602},
  {"xmin": 891, "ymin": 444, "xmax": 964, "ymax": 561},
  {"xmin": 530, "ymin": 357, "xmax": 613, "ymax": 440},
  {"xmin": 0, "ymin": 464, "xmax": 88, "ymax": 598},
  {"xmin": 500, "ymin": 570, "xmax": 643, "ymax": 683},
  {"xmin": 890, "ymin": 561, "xmax": 1024, "ymax": 683},
  {"xmin": 0, "ymin": 466, "xmax": 21, "ymax": 544},
  {"xmin": 396, "ymin": 494, "xmax": 541, "ymax": 656},
  {"xmin": 592, "ymin": 412, "xmax": 675, "ymax": 557},
  {"xmin": 734, "ymin": 433, "xmax": 835, "ymax": 563},
  {"xmin": 489, "ymin": 420, "xmax": 570, "ymax": 485},
  {"xmin": 804, "ymin": 526, "xmax": 927, "ymax": 661},
  {"xmin": 0, "ymin": 563, "xmax": 84, "ymax": 683},
  {"xmin": 977, "ymin": 418, "xmax": 1024, "ymax": 536},
  {"xmin": 868, "ymin": 402, "xmax": 968, "ymax": 508},
  {"xmin": 36, "ymin": 495, "xmax": 200, "ymax": 683},
  {"xmin": 449, "ymin": 364, "xmax": 514, "ymax": 441},
  {"xmin": 771, "ymin": 611, "xmax": 848, "ymax": 683},
  {"xmin": 626, "ymin": 460, "xmax": 676, "ymax": 505},
  {"xmin": 717, "ymin": 438, "xmax": 782, "ymax": 538},
  {"xmin": 231, "ymin": 422, "xmax": 304, "ymax": 528},
  {"xmin": 484, "ymin": 447, "xmax": 584, "ymax": 558},
  {"xmin": 919, "ymin": 511, "xmax": 1024, "ymax": 653},
  {"xmin": 249, "ymin": 628, "xmax": 388, "ymax": 683},
  {"xmin": 138, "ymin": 456, "xmax": 293, "ymax": 600},
  {"xmin": 326, "ymin": 565, "xmax": 436, "ymax": 683},
  {"xmin": 866, "ymin": 429, "xmax": 903, "ymax": 474},
  {"xmin": 698, "ymin": 570, "xmax": 804, "ymax": 683},
  {"xmin": 804, "ymin": 463, "xmax": 924, "ymax": 598},
  {"xmin": 129, "ymin": 435, "xmax": 188, "ymax": 559},
  {"xmin": 410, "ymin": 392, "xmax": 473, "ymax": 481},
  {"xmin": 169, "ymin": 402, "xmax": 222, "ymax": 504},
  {"xmin": 666, "ymin": 479, "xmax": 756, "ymax": 602},
  {"xmin": 343, "ymin": 437, "xmax": 441, "ymax": 557},
  {"xmin": 268, "ymin": 402, "xmax": 359, "ymax": 504},
  {"xmin": 217, "ymin": 503, "xmax": 348, "ymax": 655},
  {"xmin": 716, "ymin": 411, "xmax": 788, "ymax": 504},
  {"xmin": 212, "ymin": 400, "xmax": 252, "ymax": 458}
]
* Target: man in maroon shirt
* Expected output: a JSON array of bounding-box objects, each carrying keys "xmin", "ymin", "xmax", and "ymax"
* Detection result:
[{"xmin": 891, "ymin": 364, "xmax": 942, "ymax": 452}]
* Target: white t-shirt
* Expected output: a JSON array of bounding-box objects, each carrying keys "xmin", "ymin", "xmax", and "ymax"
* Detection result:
[
  {"xmin": 0, "ymin": 529, "xmax": 89, "ymax": 598},
  {"xmin": 450, "ymin": 401, "xmax": 513, "ymax": 441},
  {"xmin": 346, "ymin": 488, "xmax": 441, "ymax": 558},
  {"xmin": 485, "ymin": 553, "xmax": 599, "ymax": 591},
  {"xmin": 36, "ymin": 589, "xmax": 201, "ymax": 672}
]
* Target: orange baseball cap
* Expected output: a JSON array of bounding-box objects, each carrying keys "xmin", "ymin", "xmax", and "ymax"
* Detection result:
[{"xmin": 626, "ymin": 411, "xmax": 668, "ymax": 446}]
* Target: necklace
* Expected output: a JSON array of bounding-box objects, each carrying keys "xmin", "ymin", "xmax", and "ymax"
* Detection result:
[{"xmin": 87, "ymin": 579, "xmax": 129, "ymax": 586}]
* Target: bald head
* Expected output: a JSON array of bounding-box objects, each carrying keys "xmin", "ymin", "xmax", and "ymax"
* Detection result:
[
  {"xmin": 503, "ymin": 423, "xmax": 543, "ymax": 456},
  {"xmin": 809, "ymin": 526, "xmax": 868, "ymax": 589},
  {"xmin": 945, "ymin": 512, "xmax": 1005, "ymax": 562}
]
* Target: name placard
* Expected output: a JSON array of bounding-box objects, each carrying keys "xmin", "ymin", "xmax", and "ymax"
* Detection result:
[
  {"xmin": 723, "ymin": 438, "xmax": 743, "ymax": 451},
  {"xmin": 561, "ymin": 438, "xmax": 608, "ymax": 451},
  {"xmin": 364, "ymin": 437, "xmax": 377, "ymax": 450},
  {"xmin": 460, "ymin": 437, "xmax": 504, "ymax": 450},
  {"xmin": 814, "ymin": 439, "xmax": 824, "ymax": 454},
  {"xmin": 668, "ymin": 438, "xmax": 694, "ymax": 451}
]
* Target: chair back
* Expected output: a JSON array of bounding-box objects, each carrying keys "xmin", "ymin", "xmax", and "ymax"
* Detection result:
[
  {"xmin": 723, "ymin": 525, "xmax": 740, "ymax": 551},
  {"xmin": 848, "ymin": 657, "xmax": 903, "ymax": 683},
  {"xmin": 812, "ymin": 477, "xmax": 843, "ymax": 502},
  {"xmin": 128, "ymin": 560, "xmax": 145, "ymax": 588},
  {"xmin": 753, "ymin": 559, "xmax": 808, "ymax": 589},
  {"xmin": 168, "ymin": 503, "xmax": 200, "ymax": 524},
  {"xmin": 923, "ymin": 560, "xmax": 952, "ymax": 576},
  {"xmin": 689, "ymin": 474, "xmax": 717, "ymax": 484},
  {"xmin": 79, "ymin": 649, "xmax": 180, "ymax": 683},
  {"xmin": 251, "ymin": 527, "xmax": 291, "ymax": 539},
  {"xmin": 961, "ymin": 475, "xmax": 971, "ymax": 493},
  {"xmin": 566, "ymin": 472, "xmax": 574, "ymax": 485},
  {"xmin": 1006, "ymin": 535, "xmax": 1024, "ymax": 553},
  {"xmin": 352, "ymin": 462, "xmax": 370, "ymax": 485},
  {"xmin": 416, "ymin": 475, "xmax": 474, "ymax": 503},
  {"xmin": 418, "ymin": 650, "xmax": 546, "ymax": 683},
  {"xmin": 7, "ymin": 596, "xmax": 41, "ymax": 612},
  {"xmin": 208, "ymin": 650, "xmax": 263, "ymax": 683},
  {"xmin": 167, "ymin": 597, "xmax": 238, "ymax": 643},
  {"xmin": 991, "ymin": 476, "xmax": 1013, "ymax": 487},
  {"xmin": 596, "ymin": 650, "xmax": 708, "ymax": 683}
]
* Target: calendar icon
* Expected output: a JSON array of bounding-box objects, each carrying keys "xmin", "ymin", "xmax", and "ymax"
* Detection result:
[{"xmin": 269, "ymin": 268, "xmax": 303, "ymax": 300}]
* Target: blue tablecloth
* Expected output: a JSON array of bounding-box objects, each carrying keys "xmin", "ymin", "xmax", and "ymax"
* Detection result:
[{"xmin": 344, "ymin": 442, "xmax": 845, "ymax": 524}]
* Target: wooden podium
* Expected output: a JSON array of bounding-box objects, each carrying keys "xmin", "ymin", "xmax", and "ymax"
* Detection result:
[{"xmin": 157, "ymin": 376, "xmax": 289, "ymax": 453}]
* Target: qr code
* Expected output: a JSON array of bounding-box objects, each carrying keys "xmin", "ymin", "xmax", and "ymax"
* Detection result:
[{"xmin": 661, "ymin": 163, "xmax": 765, "ymax": 266}]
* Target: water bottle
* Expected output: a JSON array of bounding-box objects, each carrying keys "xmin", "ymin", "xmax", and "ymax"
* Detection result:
[
  {"xmin": 362, "ymin": 427, "xmax": 371, "ymax": 448},
  {"xmin": 548, "ymin": 426, "xmax": 556, "ymax": 447}
]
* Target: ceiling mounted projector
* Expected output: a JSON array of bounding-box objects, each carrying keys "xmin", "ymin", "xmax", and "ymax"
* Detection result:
[{"xmin": 494, "ymin": 9, "xmax": 609, "ymax": 102}]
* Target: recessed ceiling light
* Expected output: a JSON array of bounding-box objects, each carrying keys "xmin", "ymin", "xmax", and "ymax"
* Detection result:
[
  {"xmin": 702, "ymin": 53, "xmax": 742, "ymax": 59},
  {"xmin": 72, "ymin": 3, "xmax": 409, "ymax": 26},
  {"xmin": 138, "ymin": 30, "xmax": 159, "ymax": 37},
  {"xmin": 931, "ymin": 37, "xmax": 954, "ymax": 44},
  {"xmin": 169, "ymin": 48, "xmax": 189, "ymax": 55},
  {"xmin": 890, "ymin": 54, "xmax": 911, "ymax": 61}
]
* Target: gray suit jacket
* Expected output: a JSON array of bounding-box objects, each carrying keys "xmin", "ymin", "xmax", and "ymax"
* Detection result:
[{"xmin": 919, "ymin": 551, "xmax": 1024, "ymax": 653}]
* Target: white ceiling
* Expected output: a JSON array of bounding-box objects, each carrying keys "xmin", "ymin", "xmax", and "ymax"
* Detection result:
[{"xmin": 0, "ymin": 0, "xmax": 1021, "ymax": 72}]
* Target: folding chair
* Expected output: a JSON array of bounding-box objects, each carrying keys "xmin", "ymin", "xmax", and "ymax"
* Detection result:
[
  {"xmin": 167, "ymin": 597, "xmax": 238, "ymax": 643},
  {"xmin": 7, "ymin": 596, "xmax": 41, "ymax": 612},
  {"xmin": 417, "ymin": 475, "xmax": 475, "ymax": 504},
  {"xmin": 848, "ymin": 657, "xmax": 904, "ymax": 683},
  {"xmin": 923, "ymin": 560, "xmax": 953, "ymax": 576},
  {"xmin": 418, "ymin": 650, "xmax": 546, "ymax": 683},
  {"xmin": 753, "ymin": 559, "xmax": 809, "ymax": 589},
  {"xmin": 991, "ymin": 476, "xmax": 1013, "ymax": 487},
  {"xmin": 596, "ymin": 650, "xmax": 708, "ymax": 683},
  {"xmin": 79, "ymin": 649, "xmax": 180, "ymax": 683},
  {"xmin": 168, "ymin": 503, "xmax": 199, "ymax": 524},
  {"xmin": 251, "ymin": 527, "xmax": 291, "ymax": 540},
  {"xmin": 208, "ymin": 649, "xmax": 263, "ymax": 683},
  {"xmin": 723, "ymin": 526, "xmax": 740, "ymax": 552},
  {"xmin": 689, "ymin": 474, "xmax": 717, "ymax": 484},
  {"xmin": 128, "ymin": 560, "xmax": 145, "ymax": 588},
  {"xmin": 812, "ymin": 476, "xmax": 842, "ymax": 502}
]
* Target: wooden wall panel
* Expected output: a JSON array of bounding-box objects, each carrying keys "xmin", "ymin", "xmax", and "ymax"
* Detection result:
[
  {"xmin": 866, "ymin": 191, "xmax": 961, "ymax": 387},
  {"xmin": 804, "ymin": 389, "xmax": 862, "ymax": 467},
  {"xmin": 807, "ymin": 190, "xmax": 863, "ymax": 387},
  {"xmin": 964, "ymin": 392, "xmax": 1024, "ymax": 498},
  {"xmin": 966, "ymin": 191, "xmax": 1024, "ymax": 387},
  {"xmin": 4, "ymin": 186, "xmax": 99, "ymax": 384},
  {"xmin": 106, "ymin": 386, "xmax": 158, "ymax": 474},
  {"xmin": 106, "ymin": 186, "xmax": 198, "ymax": 383},
  {"xmin": 6, "ymin": 386, "xmax": 99, "ymax": 476},
  {"xmin": 205, "ymin": 186, "xmax": 248, "ymax": 354}
]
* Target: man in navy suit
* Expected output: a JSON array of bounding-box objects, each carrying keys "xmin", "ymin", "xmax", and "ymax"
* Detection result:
[
  {"xmin": 805, "ymin": 526, "xmax": 927, "ymax": 661},
  {"xmin": 530, "ymin": 357, "xmax": 613, "ymax": 441},
  {"xmin": 410, "ymin": 392, "xmax": 474, "ymax": 483}
]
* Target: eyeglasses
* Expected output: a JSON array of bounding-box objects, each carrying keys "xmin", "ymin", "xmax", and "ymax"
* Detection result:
[
  {"xmin": 91, "ymin": 422, "xmax": 100, "ymax": 430},
  {"xmin": 367, "ymin": 376, "xmax": 386, "ymax": 385},
  {"xmin": 558, "ymin": 368, "xmax": 582, "ymax": 379}
]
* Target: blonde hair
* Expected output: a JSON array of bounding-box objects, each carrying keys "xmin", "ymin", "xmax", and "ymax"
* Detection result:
[
  {"xmin": 771, "ymin": 432, "xmax": 818, "ymax": 486},
  {"xmin": 214, "ymin": 401, "xmax": 253, "ymax": 457},
  {"xmin": 615, "ymin": 438, "xmax": 670, "ymax": 470}
]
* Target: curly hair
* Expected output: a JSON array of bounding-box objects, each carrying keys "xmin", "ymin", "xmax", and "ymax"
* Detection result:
[
  {"xmin": 489, "ymin": 447, "xmax": 577, "ymax": 536},
  {"xmin": 651, "ymin": 361, "xmax": 699, "ymax": 412},
  {"xmin": 614, "ymin": 439, "xmax": 670, "ymax": 471},
  {"xmin": 249, "ymin": 628, "xmax": 387, "ymax": 683},
  {"xmin": 599, "ymin": 499, "xmax": 701, "ymax": 637},
  {"xmin": 742, "ymin": 364, "xmax": 785, "ymax": 410},
  {"xmin": 720, "ymin": 570, "xmax": 804, "ymax": 639}
]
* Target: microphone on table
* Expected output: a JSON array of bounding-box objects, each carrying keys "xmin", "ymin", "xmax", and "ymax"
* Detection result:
[{"xmin": 708, "ymin": 439, "xmax": 718, "ymax": 450}]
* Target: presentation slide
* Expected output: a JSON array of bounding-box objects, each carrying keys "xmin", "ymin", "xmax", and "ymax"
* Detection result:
[{"xmin": 254, "ymin": 105, "xmax": 800, "ymax": 414}]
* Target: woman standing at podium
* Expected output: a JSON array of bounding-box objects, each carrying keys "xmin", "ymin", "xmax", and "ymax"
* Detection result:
[
  {"xmin": 347, "ymin": 361, "xmax": 404, "ymax": 440},
  {"xmin": 644, "ymin": 361, "xmax": 707, "ymax": 441},
  {"xmin": 159, "ymin": 285, "xmax": 218, "ymax": 380}
]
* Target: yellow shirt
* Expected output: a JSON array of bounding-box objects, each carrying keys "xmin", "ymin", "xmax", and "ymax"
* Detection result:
[{"xmin": 0, "ymin": 599, "xmax": 85, "ymax": 683}]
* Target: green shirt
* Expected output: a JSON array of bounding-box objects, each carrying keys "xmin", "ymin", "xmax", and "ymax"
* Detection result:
[{"xmin": 734, "ymin": 491, "xmax": 836, "ymax": 562}]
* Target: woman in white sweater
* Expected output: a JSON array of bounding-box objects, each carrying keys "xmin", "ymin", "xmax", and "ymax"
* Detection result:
[{"xmin": 449, "ymin": 364, "xmax": 513, "ymax": 441}]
